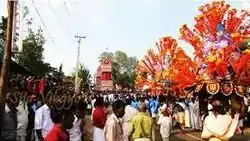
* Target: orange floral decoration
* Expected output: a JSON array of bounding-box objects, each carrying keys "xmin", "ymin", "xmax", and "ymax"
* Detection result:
[
  {"xmin": 136, "ymin": 0, "xmax": 250, "ymax": 96},
  {"xmin": 166, "ymin": 48, "xmax": 196, "ymax": 90},
  {"xmin": 136, "ymin": 37, "xmax": 178, "ymax": 94},
  {"xmin": 180, "ymin": 0, "xmax": 250, "ymax": 82}
]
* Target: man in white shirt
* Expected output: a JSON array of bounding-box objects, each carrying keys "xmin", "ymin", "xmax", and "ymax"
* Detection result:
[
  {"xmin": 158, "ymin": 106, "xmax": 172, "ymax": 141},
  {"xmin": 35, "ymin": 103, "xmax": 54, "ymax": 141},
  {"xmin": 17, "ymin": 101, "xmax": 29, "ymax": 141},
  {"xmin": 190, "ymin": 98, "xmax": 201, "ymax": 130},
  {"xmin": 104, "ymin": 100, "xmax": 126, "ymax": 141},
  {"xmin": 122, "ymin": 98, "xmax": 137, "ymax": 141},
  {"xmin": 69, "ymin": 100, "xmax": 87, "ymax": 141}
]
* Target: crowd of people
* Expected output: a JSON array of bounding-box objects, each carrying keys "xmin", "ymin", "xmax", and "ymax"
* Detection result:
[
  {"xmin": 90, "ymin": 93, "xmax": 248, "ymax": 141},
  {"xmin": 0, "ymin": 75, "xmax": 250, "ymax": 141}
]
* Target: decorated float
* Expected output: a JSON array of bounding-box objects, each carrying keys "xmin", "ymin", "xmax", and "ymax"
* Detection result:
[
  {"xmin": 135, "ymin": 36, "xmax": 196, "ymax": 96},
  {"xmin": 136, "ymin": 0, "xmax": 250, "ymax": 103},
  {"xmin": 95, "ymin": 57, "xmax": 113, "ymax": 91},
  {"xmin": 135, "ymin": 36, "xmax": 178, "ymax": 94},
  {"xmin": 179, "ymin": 1, "xmax": 250, "ymax": 113}
]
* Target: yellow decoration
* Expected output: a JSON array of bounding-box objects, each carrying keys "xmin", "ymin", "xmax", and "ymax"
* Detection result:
[
  {"xmin": 234, "ymin": 85, "xmax": 244, "ymax": 97},
  {"xmin": 206, "ymin": 82, "xmax": 220, "ymax": 95},
  {"xmin": 243, "ymin": 49, "xmax": 250, "ymax": 54},
  {"xmin": 221, "ymin": 83, "xmax": 233, "ymax": 96}
]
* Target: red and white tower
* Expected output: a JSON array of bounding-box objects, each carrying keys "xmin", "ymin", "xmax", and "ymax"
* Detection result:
[{"xmin": 95, "ymin": 57, "xmax": 113, "ymax": 91}]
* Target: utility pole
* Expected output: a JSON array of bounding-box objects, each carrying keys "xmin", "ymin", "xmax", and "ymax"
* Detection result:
[
  {"xmin": 0, "ymin": 0, "xmax": 16, "ymax": 136},
  {"xmin": 74, "ymin": 35, "xmax": 86, "ymax": 94}
]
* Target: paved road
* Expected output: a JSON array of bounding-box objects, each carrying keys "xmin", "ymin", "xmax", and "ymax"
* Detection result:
[{"xmin": 83, "ymin": 116, "xmax": 250, "ymax": 141}]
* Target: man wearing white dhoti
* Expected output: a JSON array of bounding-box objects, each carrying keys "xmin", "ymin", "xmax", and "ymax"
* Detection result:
[
  {"xmin": 157, "ymin": 106, "xmax": 172, "ymax": 141},
  {"xmin": 176, "ymin": 100, "xmax": 191, "ymax": 128},
  {"xmin": 201, "ymin": 99, "xmax": 239, "ymax": 141},
  {"xmin": 122, "ymin": 98, "xmax": 137, "ymax": 141},
  {"xmin": 17, "ymin": 101, "xmax": 29, "ymax": 141},
  {"xmin": 190, "ymin": 98, "xmax": 201, "ymax": 130}
]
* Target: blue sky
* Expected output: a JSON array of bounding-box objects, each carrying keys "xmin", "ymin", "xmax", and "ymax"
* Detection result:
[{"xmin": 0, "ymin": 0, "xmax": 249, "ymax": 75}]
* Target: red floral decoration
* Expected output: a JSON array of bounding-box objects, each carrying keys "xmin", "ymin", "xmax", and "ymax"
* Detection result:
[{"xmin": 180, "ymin": 0, "xmax": 250, "ymax": 82}]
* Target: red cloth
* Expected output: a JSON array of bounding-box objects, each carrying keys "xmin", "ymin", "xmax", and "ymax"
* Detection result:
[
  {"xmin": 39, "ymin": 78, "xmax": 45, "ymax": 94},
  {"xmin": 45, "ymin": 124, "xmax": 69, "ymax": 141},
  {"xmin": 92, "ymin": 106, "xmax": 107, "ymax": 129}
]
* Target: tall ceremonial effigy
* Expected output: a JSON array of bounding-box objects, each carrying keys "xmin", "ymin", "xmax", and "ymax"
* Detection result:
[
  {"xmin": 136, "ymin": 0, "xmax": 250, "ymax": 97},
  {"xmin": 95, "ymin": 57, "xmax": 113, "ymax": 91}
]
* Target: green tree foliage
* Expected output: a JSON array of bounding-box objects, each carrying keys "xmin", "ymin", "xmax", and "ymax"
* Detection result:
[
  {"xmin": 0, "ymin": 16, "xmax": 19, "ymax": 59},
  {"xmin": 99, "ymin": 51, "xmax": 113, "ymax": 62},
  {"xmin": 99, "ymin": 50, "xmax": 138, "ymax": 89},
  {"xmin": 72, "ymin": 63, "xmax": 92, "ymax": 91},
  {"xmin": 0, "ymin": 16, "xmax": 7, "ymax": 40},
  {"xmin": 0, "ymin": 15, "xmax": 60, "ymax": 76},
  {"xmin": 17, "ymin": 19, "xmax": 54, "ymax": 75},
  {"xmin": 0, "ymin": 16, "xmax": 7, "ymax": 57}
]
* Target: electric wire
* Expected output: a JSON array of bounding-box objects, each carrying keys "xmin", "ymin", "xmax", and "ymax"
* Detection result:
[
  {"xmin": 63, "ymin": 0, "xmax": 71, "ymax": 16},
  {"xmin": 47, "ymin": 0, "xmax": 73, "ymax": 39},
  {"xmin": 31, "ymin": 0, "xmax": 56, "ymax": 47}
]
